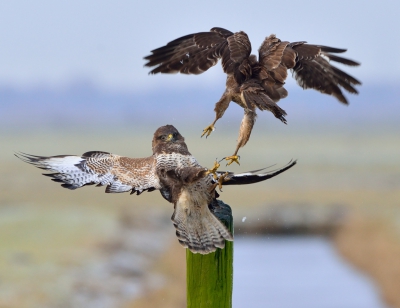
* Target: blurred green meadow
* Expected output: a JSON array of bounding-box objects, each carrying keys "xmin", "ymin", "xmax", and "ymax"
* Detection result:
[{"xmin": 1, "ymin": 119, "xmax": 399, "ymax": 307}]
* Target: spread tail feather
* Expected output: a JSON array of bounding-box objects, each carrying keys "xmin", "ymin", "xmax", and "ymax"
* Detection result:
[
  {"xmin": 171, "ymin": 201, "xmax": 233, "ymax": 254},
  {"xmin": 241, "ymin": 85, "xmax": 287, "ymax": 124}
]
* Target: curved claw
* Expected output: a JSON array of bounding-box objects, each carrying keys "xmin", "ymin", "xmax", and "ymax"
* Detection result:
[
  {"xmin": 209, "ymin": 171, "xmax": 229, "ymax": 192},
  {"xmin": 205, "ymin": 160, "xmax": 220, "ymax": 180},
  {"xmin": 201, "ymin": 124, "xmax": 215, "ymax": 138},
  {"xmin": 217, "ymin": 172, "xmax": 230, "ymax": 191},
  {"xmin": 224, "ymin": 155, "xmax": 240, "ymax": 166}
]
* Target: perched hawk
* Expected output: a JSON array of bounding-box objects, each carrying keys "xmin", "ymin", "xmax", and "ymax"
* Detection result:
[
  {"xmin": 16, "ymin": 125, "xmax": 296, "ymax": 254},
  {"xmin": 144, "ymin": 27, "xmax": 361, "ymax": 165}
]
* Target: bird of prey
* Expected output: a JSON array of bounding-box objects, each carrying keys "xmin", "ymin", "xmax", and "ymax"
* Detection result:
[
  {"xmin": 144, "ymin": 27, "xmax": 361, "ymax": 165},
  {"xmin": 16, "ymin": 125, "xmax": 296, "ymax": 254}
]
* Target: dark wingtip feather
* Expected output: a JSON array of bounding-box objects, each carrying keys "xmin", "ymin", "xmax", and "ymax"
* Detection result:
[
  {"xmin": 318, "ymin": 46, "xmax": 347, "ymax": 53},
  {"xmin": 335, "ymin": 93, "xmax": 349, "ymax": 105},
  {"xmin": 143, "ymin": 54, "xmax": 152, "ymax": 61},
  {"xmin": 257, "ymin": 159, "xmax": 297, "ymax": 181},
  {"xmin": 326, "ymin": 54, "xmax": 360, "ymax": 66},
  {"xmin": 332, "ymin": 66, "xmax": 362, "ymax": 86},
  {"xmin": 51, "ymin": 178, "xmax": 64, "ymax": 183},
  {"xmin": 42, "ymin": 173, "xmax": 56, "ymax": 177},
  {"xmin": 15, "ymin": 151, "xmax": 35, "ymax": 162},
  {"xmin": 15, "ymin": 152, "xmax": 47, "ymax": 169},
  {"xmin": 61, "ymin": 183, "xmax": 77, "ymax": 190},
  {"xmin": 223, "ymin": 160, "xmax": 297, "ymax": 186}
]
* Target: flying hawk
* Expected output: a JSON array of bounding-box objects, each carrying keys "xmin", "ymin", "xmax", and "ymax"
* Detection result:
[
  {"xmin": 16, "ymin": 125, "xmax": 296, "ymax": 254},
  {"xmin": 144, "ymin": 27, "xmax": 361, "ymax": 165}
]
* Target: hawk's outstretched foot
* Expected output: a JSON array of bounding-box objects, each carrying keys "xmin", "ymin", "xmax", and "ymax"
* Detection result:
[
  {"xmin": 205, "ymin": 160, "xmax": 220, "ymax": 179},
  {"xmin": 210, "ymin": 172, "xmax": 229, "ymax": 192},
  {"xmin": 224, "ymin": 155, "xmax": 240, "ymax": 166},
  {"xmin": 201, "ymin": 123, "xmax": 215, "ymax": 138}
]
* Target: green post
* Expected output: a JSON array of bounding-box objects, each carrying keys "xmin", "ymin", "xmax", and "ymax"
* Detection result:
[{"xmin": 186, "ymin": 200, "xmax": 233, "ymax": 308}]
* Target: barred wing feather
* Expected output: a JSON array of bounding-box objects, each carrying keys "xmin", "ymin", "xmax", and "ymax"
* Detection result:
[{"xmin": 15, "ymin": 151, "xmax": 160, "ymax": 195}]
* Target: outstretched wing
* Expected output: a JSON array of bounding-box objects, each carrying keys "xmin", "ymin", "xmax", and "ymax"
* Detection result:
[
  {"xmin": 290, "ymin": 42, "xmax": 361, "ymax": 104},
  {"xmin": 258, "ymin": 34, "xmax": 361, "ymax": 104},
  {"xmin": 144, "ymin": 27, "xmax": 252, "ymax": 75},
  {"xmin": 217, "ymin": 160, "xmax": 297, "ymax": 186},
  {"xmin": 16, "ymin": 151, "xmax": 161, "ymax": 195}
]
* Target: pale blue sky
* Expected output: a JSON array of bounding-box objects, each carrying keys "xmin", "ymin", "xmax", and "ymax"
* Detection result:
[{"xmin": 0, "ymin": 0, "xmax": 399, "ymax": 92}]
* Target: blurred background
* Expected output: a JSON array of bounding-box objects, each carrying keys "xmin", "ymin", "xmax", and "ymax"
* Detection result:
[{"xmin": 1, "ymin": 1, "xmax": 400, "ymax": 307}]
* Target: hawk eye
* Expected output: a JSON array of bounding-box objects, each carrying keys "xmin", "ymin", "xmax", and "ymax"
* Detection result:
[
  {"xmin": 172, "ymin": 133, "xmax": 177, "ymax": 138},
  {"xmin": 159, "ymin": 135, "xmax": 166, "ymax": 140}
]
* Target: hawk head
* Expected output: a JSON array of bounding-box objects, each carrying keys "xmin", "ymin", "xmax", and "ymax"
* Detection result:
[{"xmin": 152, "ymin": 125, "xmax": 190, "ymax": 155}]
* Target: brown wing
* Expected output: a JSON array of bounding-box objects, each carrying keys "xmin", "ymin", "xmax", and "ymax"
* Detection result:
[
  {"xmin": 16, "ymin": 151, "xmax": 161, "ymax": 195},
  {"xmin": 144, "ymin": 27, "xmax": 252, "ymax": 76},
  {"xmin": 289, "ymin": 42, "xmax": 361, "ymax": 104},
  {"xmin": 258, "ymin": 35, "xmax": 361, "ymax": 104},
  {"xmin": 259, "ymin": 34, "xmax": 291, "ymax": 81},
  {"xmin": 257, "ymin": 35, "xmax": 293, "ymax": 103}
]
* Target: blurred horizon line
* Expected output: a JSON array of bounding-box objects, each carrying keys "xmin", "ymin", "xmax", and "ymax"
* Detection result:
[{"xmin": 2, "ymin": 79, "xmax": 399, "ymax": 132}]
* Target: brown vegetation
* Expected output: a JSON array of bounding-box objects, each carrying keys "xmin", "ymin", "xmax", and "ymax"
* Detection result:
[{"xmin": 335, "ymin": 212, "xmax": 400, "ymax": 308}]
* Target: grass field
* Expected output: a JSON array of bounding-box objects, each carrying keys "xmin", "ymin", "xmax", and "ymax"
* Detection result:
[{"xmin": 1, "ymin": 122, "xmax": 399, "ymax": 307}]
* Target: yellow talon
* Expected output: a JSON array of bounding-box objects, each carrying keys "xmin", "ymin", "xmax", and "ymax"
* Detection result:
[
  {"xmin": 210, "ymin": 172, "xmax": 229, "ymax": 192},
  {"xmin": 201, "ymin": 124, "xmax": 215, "ymax": 138},
  {"xmin": 224, "ymin": 155, "xmax": 240, "ymax": 166},
  {"xmin": 217, "ymin": 172, "xmax": 229, "ymax": 191},
  {"xmin": 209, "ymin": 171, "xmax": 229, "ymax": 192},
  {"xmin": 205, "ymin": 160, "xmax": 220, "ymax": 179}
]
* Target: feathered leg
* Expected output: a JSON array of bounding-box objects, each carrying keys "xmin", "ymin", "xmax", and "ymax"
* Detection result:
[
  {"xmin": 201, "ymin": 91, "xmax": 231, "ymax": 138},
  {"xmin": 224, "ymin": 106, "xmax": 257, "ymax": 166}
]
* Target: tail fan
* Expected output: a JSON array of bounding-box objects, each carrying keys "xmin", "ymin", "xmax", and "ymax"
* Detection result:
[{"xmin": 171, "ymin": 197, "xmax": 233, "ymax": 254}]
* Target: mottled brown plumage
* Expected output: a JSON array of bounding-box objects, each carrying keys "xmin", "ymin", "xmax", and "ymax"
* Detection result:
[
  {"xmin": 144, "ymin": 28, "xmax": 361, "ymax": 165},
  {"xmin": 16, "ymin": 125, "xmax": 297, "ymax": 254}
]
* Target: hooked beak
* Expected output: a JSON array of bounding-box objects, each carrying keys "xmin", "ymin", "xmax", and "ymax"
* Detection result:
[{"xmin": 166, "ymin": 133, "xmax": 174, "ymax": 142}]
